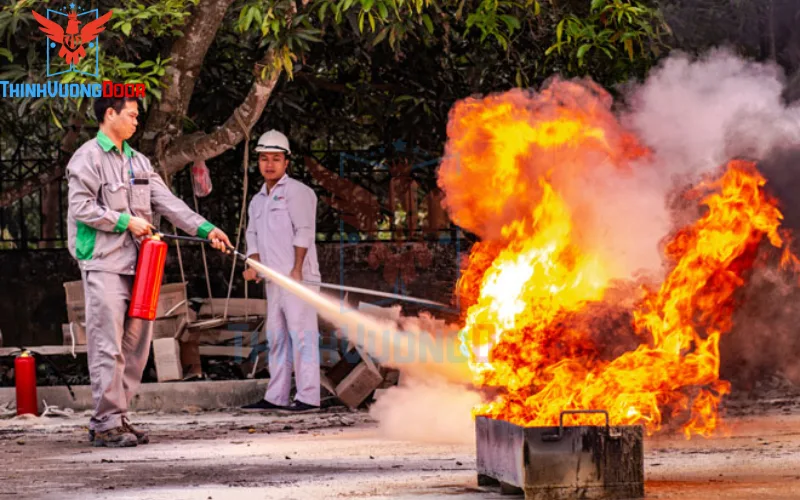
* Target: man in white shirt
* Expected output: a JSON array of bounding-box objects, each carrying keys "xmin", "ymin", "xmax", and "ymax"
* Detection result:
[{"xmin": 241, "ymin": 130, "xmax": 322, "ymax": 413}]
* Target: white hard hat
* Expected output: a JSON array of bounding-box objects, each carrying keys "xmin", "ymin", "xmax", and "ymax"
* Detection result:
[{"xmin": 255, "ymin": 129, "xmax": 291, "ymax": 155}]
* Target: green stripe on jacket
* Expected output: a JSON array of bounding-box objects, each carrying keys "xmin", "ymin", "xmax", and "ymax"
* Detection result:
[{"xmin": 75, "ymin": 222, "xmax": 97, "ymax": 260}]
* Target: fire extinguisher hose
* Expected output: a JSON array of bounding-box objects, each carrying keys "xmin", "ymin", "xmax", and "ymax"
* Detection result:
[{"xmin": 154, "ymin": 232, "xmax": 449, "ymax": 307}]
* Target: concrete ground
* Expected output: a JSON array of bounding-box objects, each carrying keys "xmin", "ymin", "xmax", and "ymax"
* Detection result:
[{"xmin": 2, "ymin": 396, "xmax": 800, "ymax": 500}]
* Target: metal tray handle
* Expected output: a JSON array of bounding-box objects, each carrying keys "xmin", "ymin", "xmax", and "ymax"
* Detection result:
[{"xmin": 541, "ymin": 409, "xmax": 613, "ymax": 442}]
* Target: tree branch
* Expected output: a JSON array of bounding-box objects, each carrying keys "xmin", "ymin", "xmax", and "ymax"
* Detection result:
[
  {"xmin": 160, "ymin": 0, "xmax": 313, "ymax": 174},
  {"xmin": 161, "ymin": 50, "xmax": 281, "ymax": 174},
  {"xmin": 140, "ymin": 0, "xmax": 238, "ymax": 160}
]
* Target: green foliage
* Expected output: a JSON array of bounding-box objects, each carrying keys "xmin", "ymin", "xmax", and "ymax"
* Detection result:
[
  {"xmin": 233, "ymin": 0, "xmax": 447, "ymax": 79},
  {"xmin": 464, "ymin": 0, "xmax": 538, "ymax": 50},
  {"xmin": 546, "ymin": 0, "xmax": 670, "ymax": 81},
  {"xmin": 111, "ymin": 0, "xmax": 200, "ymax": 37},
  {"xmin": 0, "ymin": 0, "xmax": 671, "ymax": 138}
]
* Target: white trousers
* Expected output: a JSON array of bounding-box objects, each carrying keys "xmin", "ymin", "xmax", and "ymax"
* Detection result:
[{"xmin": 264, "ymin": 282, "xmax": 321, "ymax": 406}]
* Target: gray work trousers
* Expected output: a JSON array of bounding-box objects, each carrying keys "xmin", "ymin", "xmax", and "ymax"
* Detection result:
[
  {"xmin": 264, "ymin": 283, "xmax": 321, "ymax": 407},
  {"xmin": 82, "ymin": 271, "xmax": 153, "ymax": 432}
]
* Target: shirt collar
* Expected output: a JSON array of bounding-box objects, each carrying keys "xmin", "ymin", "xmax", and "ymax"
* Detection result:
[
  {"xmin": 259, "ymin": 174, "xmax": 289, "ymax": 196},
  {"xmin": 96, "ymin": 130, "xmax": 134, "ymax": 158}
]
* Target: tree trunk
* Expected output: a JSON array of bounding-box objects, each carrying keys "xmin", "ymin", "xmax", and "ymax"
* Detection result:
[{"xmin": 139, "ymin": 0, "xmax": 238, "ymax": 166}]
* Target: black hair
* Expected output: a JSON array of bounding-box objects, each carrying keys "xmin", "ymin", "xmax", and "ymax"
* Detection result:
[{"xmin": 93, "ymin": 96, "xmax": 139, "ymax": 124}]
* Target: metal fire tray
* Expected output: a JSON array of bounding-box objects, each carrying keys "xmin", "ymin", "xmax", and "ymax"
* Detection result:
[{"xmin": 475, "ymin": 410, "xmax": 644, "ymax": 500}]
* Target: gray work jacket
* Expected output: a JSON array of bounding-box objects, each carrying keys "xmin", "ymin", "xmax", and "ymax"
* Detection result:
[{"xmin": 66, "ymin": 131, "xmax": 215, "ymax": 275}]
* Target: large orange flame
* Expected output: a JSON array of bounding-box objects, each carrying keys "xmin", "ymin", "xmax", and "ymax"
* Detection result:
[{"xmin": 440, "ymin": 80, "xmax": 796, "ymax": 438}]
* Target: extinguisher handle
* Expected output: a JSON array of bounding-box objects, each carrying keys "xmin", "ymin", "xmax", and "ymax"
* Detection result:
[
  {"xmin": 154, "ymin": 232, "xmax": 211, "ymax": 245},
  {"xmin": 155, "ymin": 232, "xmax": 247, "ymax": 261}
]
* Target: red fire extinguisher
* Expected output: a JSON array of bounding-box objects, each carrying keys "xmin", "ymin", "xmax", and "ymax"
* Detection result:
[
  {"xmin": 15, "ymin": 350, "xmax": 38, "ymax": 416},
  {"xmin": 128, "ymin": 234, "xmax": 168, "ymax": 320}
]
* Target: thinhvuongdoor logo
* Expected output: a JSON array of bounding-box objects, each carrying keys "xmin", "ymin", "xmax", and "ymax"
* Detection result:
[
  {"xmin": 0, "ymin": 4, "xmax": 146, "ymax": 99},
  {"xmin": 32, "ymin": 3, "xmax": 113, "ymax": 78}
]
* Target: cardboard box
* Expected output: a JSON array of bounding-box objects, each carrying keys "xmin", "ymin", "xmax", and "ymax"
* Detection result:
[
  {"xmin": 328, "ymin": 344, "xmax": 384, "ymax": 409},
  {"xmin": 335, "ymin": 354, "xmax": 384, "ymax": 409},
  {"xmin": 153, "ymin": 338, "xmax": 183, "ymax": 382},
  {"xmin": 61, "ymin": 322, "xmax": 87, "ymax": 345}
]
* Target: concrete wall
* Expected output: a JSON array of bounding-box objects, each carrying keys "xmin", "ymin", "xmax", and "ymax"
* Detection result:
[{"xmin": 0, "ymin": 239, "xmax": 466, "ymax": 348}]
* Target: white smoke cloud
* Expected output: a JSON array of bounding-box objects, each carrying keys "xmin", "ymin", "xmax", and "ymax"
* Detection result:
[
  {"xmin": 369, "ymin": 375, "xmax": 482, "ymax": 445},
  {"xmin": 623, "ymin": 48, "xmax": 799, "ymax": 174},
  {"xmin": 567, "ymin": 48, "xmax": 800, "ymax": 282}
]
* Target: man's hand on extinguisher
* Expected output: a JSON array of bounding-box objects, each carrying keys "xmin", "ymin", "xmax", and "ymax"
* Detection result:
[
  {"xmin": 208, "ymin": 227, "xmax": 233, "ymax": 253},
  {"xmin": 128, "ymin": 216, "xmax": 154, "ymax": 237}
]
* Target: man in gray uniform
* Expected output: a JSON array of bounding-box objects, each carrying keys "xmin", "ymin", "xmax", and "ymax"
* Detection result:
[{"xmin": 67, "ymin": 96, "xmax": 231, "ymax": 447}]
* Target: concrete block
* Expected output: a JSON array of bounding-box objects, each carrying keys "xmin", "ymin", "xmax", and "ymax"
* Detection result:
[
  {"xmin": 198, "ymin": 298, "xmax": 267, "ymax": 318},
  {"xmin": 0, "ymin": 379, "xmax": 270, "ymax": 413},
  {"xmin": 153, "ymin": 338, "xmax": 183, "ymax": 382}
]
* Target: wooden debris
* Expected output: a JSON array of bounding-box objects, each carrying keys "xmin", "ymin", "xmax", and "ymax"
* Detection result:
[
  {"xmin": 198, "ymin": 345, "xmax": 253, "ymax": 358},
  {"xmin": 197, "ymin": 298, "xmax": 267, "ymax": 318},
  {"xmin": 180, "ymin": 340, "xmax": 202, "ymax": 379},
  {"xmin": 320, "ymin": 372, "xmax": 337, "ymax": 397},
  {"xmin": 63, "ymin": 281, "xmax": 193, "ymax": 343},
  {"xmin": 180, "ymin": 328, "xmax": 262, "ymax": 346},
  {"xmin": 320, "ymin": 347, "xmax": 340, "ymax": 368}
]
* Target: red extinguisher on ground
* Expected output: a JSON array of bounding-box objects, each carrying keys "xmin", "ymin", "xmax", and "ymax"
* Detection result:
[
  {"xmin": 15, "ymin": 350, "xmax": 38, "ymax": 416},
  {"xmin": 128, "ymin": 234, "xmax": 169, "ymax": 320}
]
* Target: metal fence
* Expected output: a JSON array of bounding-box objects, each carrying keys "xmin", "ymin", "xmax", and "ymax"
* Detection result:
[{"xmin": 0, "ymin": 142, "xmax": 456, "ymax": 250}]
